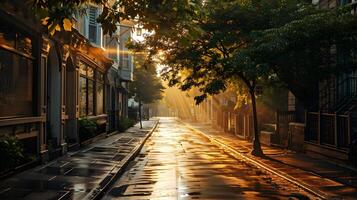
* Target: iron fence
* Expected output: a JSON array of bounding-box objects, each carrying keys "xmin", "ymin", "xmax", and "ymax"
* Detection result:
[
  {"xmin": 305, "ymin": 112, "xmax": 350, "ymax": 149},
  {"xmin": 277, "ymin": 110, "xmax": 296, "ymax": 123},
  {"xmin": 319, "ymin": 76, "xmax": 357, "ymax": 112}
]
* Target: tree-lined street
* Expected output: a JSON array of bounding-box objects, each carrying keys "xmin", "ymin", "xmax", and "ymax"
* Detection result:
[
  {"xmin": 2, "ymin": 0, "xmax": 357, "ymax": 199},
  {"xmin": 2, "ymin": 118, "xmax": 357, "ymax": 199}
]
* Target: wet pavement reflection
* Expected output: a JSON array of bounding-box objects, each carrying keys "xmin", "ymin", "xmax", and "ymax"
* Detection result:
[
  {"xmin": 0, "ymin": 120, "xmax": 157, "ymax": 200},
  {"xmin": 104, "ymin": 118, "xmax": 316, "ymax": 199}
]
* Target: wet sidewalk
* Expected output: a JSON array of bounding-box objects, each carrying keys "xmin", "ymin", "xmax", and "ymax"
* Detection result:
[
  {"xmin": 185, "ymin": 121, "xmax": 357, "ymax": 199},
  {"xmin": 0, "ymin": 119, "xmax": 158, "ymax": 200}
]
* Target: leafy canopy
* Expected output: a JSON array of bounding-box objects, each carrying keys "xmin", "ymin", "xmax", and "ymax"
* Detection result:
[
  {"xmin": 135, "ymin": 0, "xmax": 357, "ymax": 106},
  {"xmin": 18, "ymin": 0, "xmax": 357, "ymax": 106},
  {"xmin": 26, "ymin": 0, "xmax": 203, "ymax": 36},
  {"xmin": 144, "ymin": 0, "xmax": 317, "ymax": 103}
]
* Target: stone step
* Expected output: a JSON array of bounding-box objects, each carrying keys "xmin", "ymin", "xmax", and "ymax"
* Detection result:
[
  {"xmin": 261, "ymin": 123, "xmax": 277, "ymax": 132},
  {"xmin": 260, "ymin": 130, "xmax": 275, "ymax": 146}
]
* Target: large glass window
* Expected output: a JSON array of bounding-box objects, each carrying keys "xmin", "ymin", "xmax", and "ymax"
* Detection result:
[
  {"xmin": 121, "ymin": 51, "xmax": 130, "ymax": 68},
  {"xmin": 79, "ymin": 77, "xmax": 87, "ymax": 117},
  {"xmin": 79, "ymin": 62, "xmax": 95, "ymax": 117},
  {"xmin": 0, "ymin": 26, "xmax": 33, "ymax": 118},
  {"xmin": 79, "ymin": 61, "xmax": 105, "ymax": 117},
  {"xmin": 120, "ymin": 33, "xmax": 130, "ymax": 69},
  {"xmin": 88, "ymin": 80, "xmax": 94, "ymax": 115}
]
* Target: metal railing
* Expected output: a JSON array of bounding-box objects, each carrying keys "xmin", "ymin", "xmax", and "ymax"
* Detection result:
[
  {"xmin": 319, "ymin": 77, "xmax": 357, "ymax": 112},
  {"xmin": 305, "ymin": 112, "xmax": 351, "ymax": 149},
  {"xmin": 277, "ymin": 110, "xmax": 296, "ymax": 123}
]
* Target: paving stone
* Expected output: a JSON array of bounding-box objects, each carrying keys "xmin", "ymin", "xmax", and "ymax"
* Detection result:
[{"xmin": 0, "ymin": 120, "xmax": 158, "ymax": 200}]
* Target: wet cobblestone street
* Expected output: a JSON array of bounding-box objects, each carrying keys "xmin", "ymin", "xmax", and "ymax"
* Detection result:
[{"xmin": 104, "ymin": 118, "xmax": 316, "ymax": 199}]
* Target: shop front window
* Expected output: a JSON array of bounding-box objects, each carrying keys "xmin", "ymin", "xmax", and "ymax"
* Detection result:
[
  {"xmin": 88, "ymin": 80, "xmax": 94, "ymax": 115},
  {"xmin": 79, "ymin": 61, "xmax": 105, "ymax": 117},
  {"xmin": 80, "ymin": 76, "xmax": 87, "ymax": 117},
  {"xmin": 0, "ymin": 25, "xmax": 33, "ymax": 119}
]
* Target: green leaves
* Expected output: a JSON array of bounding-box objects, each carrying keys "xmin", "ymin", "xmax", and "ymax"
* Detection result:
[
  {"xmin": 28, "ymin": 0, "xmax": 205, "ymax": 37},
  {"xmin": 0, "ymin": 136, "xmax": 25, "ymax": 171},
  {"xmin": 245, "ymin": 4, "xmax": 357, "ymax": 105},
  {"xmin": 24, "ymin": 0, "xmax": 357, "ymax": 106}
]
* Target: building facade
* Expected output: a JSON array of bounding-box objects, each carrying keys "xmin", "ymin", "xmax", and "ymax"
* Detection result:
[
  {"xmin": 75, "ymin": 5, "xmax": 135, "ymax": 133},
  {"xmin": 0, "ymin": 1, "xmax": 49, "ymax": 162},
  {"xmin": 0, "ymin": 1, "xmax": 134, "ymax": 168},
  {"xmin": 303, "ymin": 0, "xmax": 357, "ymax": 161}
]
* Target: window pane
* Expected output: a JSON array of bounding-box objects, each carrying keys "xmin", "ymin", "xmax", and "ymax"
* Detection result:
[
  {"xmin": 97, "ymin": 72, "xmax": 104, "ymax": 82},
  {"xmin": 121, "ymin": 52, "xmax": 130, "ymax": 68},
  {"xmin": 79, "ymin": 77, "xmax": 87, "ymax": 117},
  {"xmin": 79, "ymin": 62, "xmax": 87, "ymax": 76},
  {"xmin": 0, "ymin": 49, "xmax": 33, "ymax": 118},
  {"xmin": 87, "ymin": 67, "xmax": 94, "ymax": 78},
  {"xmin": 89, "ymin": 25, "xmax": 97, "ymax": 43},
  {"xmin": 124, "ymin": 59, "xmax": 130, "ymax": 68},
  {"xmin": 88, "ymin": 80, "xmax": 94, "ymax": 115},
  {"xmin": 88, "ymin": 7, "xmax": 98, "ymax": 43},
  {"xmin": 0, "ymin": 27, "xmax": 15, "ymax": 49},
  {"xmin": 17, "ymin": 33, "xmax": 32, "ymax": 55},
  {"xmin": 96, "ymin": 83, "xmax": 104, "ymax": 114}
]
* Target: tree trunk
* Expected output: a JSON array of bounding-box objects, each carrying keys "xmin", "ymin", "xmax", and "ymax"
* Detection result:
[
  {"xmin": 139, "ymin": 100, "xmax": 143, "ymax": 129},
  {"xmin": 249, "ymin": 88, "xmax": 264, "ymax": 157}
]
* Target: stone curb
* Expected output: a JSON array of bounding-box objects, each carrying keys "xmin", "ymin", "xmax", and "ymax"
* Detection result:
[
  {"xmin": 86, "ymin": 120, "xmax": 160, "ymax": 200},
  {"xmin": 181, "ymin": 121, "xmax": 329, "ymax": 200}
]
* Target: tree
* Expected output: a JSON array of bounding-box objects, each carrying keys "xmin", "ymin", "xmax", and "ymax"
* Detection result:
[
  {"xmin": 244, "ymin": 7, "xmax": 357, "ymax": 108},
  {"xmin": 141, "ymin": 0, "xmax": 315, "ymax": 156},
  {"xmin": 134, "ymin": 0, "xmax": 357, "ymax": 156},
  {"xmin": 20, "ymin": 0, "xmax": 357, "ymax": 155},
  {"xmin": 129, "ymin": 55, "xmax": 164, "ymax": 128},
  {"xmin": 22, "ymin": 0, "xmax": 203, "ymax": 36}
]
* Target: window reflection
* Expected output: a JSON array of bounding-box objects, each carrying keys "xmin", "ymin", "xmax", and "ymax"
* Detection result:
[
  {"xmin": 97, "ymin": 73, "xmax": 104, "ymax": 82},
  {"xmin": 79, "ymin": 62, "xmax": 87, "ymax": 76},
  {"xmin": 79, "ymin": 62, "xmax": 104, "ymax": 117},
  {"xmin": 87, "ymin": 67, "xmax": 94, "ymax": 78},
  {"xmin": 96, "ymin": 83, "xmax": 104, "ymax": 114},
  {"xmin": 80, "ymin": 77, "xmax": 87, "ymax": 117},
  {"xmin": 0, "ymin": 49, "xmax": 33, "ymax": 118},
  {"xmin": 17, "ymin": 33, "xmax": 32, "ymax": 55},
  {"xmin": 88, "ymin": 80, "xmax": 94, "ymax": 115},
  {"xmin": 0, "ymin": 28, "xmax": 15, "ymax": 49},
  {"xmin": 0, "ymin": 26, "xmax": 32, "ymax": 56}
]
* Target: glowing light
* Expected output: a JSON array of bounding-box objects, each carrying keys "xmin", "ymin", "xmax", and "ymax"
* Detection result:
[{"xmin": 103, "ymin": 48, "xmax": 146, "ymax": 55}]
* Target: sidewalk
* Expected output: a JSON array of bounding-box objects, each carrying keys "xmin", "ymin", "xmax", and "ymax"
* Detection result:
[
  {"xmin": 0, "ymin": 119, "xmax": 158, "ymax": 200},
  {"xmin": 185, "ymin": 121, "xmax": 357, "ymax": 199}
]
